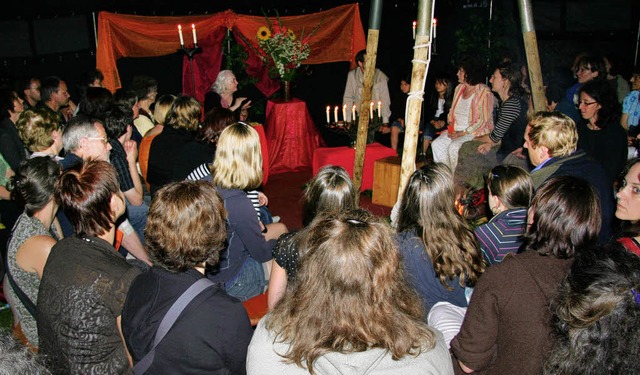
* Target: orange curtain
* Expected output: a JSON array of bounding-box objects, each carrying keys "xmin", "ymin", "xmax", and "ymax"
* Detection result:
[{"xmin": 97, "ymin": 4, "xmax": 366, "ymax": 100}]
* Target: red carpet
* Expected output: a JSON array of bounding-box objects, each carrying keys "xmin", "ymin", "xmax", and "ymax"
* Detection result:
[{"xmin": 263, "ymin": 168, "xmax": 392, "ymax": 231}]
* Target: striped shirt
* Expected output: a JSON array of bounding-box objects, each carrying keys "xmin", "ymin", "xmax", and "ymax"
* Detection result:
[{"xmin": 474, "ymin": 208, "xmax": 527, "ymax": 265}]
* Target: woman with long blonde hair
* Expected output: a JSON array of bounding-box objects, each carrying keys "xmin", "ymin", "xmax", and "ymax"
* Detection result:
[
  {"xmin": 247, "ymin": 209, "xmax": 453, "ymax": 374},
  {"xmin": 206, "ymin": 122, "xmax": 287, "ymax": 301}
]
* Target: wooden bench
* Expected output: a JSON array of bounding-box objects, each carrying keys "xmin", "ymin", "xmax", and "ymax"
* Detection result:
[{"xmin": 372, "ymin": 156, "xmax": 425, "ymax": 207}]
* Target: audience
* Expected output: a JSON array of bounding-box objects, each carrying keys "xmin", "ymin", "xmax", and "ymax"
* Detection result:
[
  {"xmin": 451, "ymin": 175, "xmax": 601, "ymax": 374},
  {"xmin": 475, "ymin": 165, "xmax": 532, "ymax": 265},
  {"xmin": 122, "ymin": 180, "xmax": 253, "ymax": 374},
  {"xmin": 38, "ymin": 160, "xmax": 140, "ymax": 374},
  {"xmin": 247, "ymin": 209, "xmax": 454, "ymax": 374},
  {"xmin": 621, "ymin": 65, "xmax": 640, "ymax": 132}
]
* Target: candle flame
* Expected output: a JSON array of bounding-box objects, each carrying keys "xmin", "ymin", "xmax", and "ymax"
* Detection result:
[{"xmin": 412, "ymin": 21, "xmax": 417, "ymax": 27}]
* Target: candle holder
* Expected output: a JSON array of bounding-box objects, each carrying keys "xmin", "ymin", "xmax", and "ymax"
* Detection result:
[{"xmin": 178, "ymin": 45, "xmax": 202, "ymax": 96}]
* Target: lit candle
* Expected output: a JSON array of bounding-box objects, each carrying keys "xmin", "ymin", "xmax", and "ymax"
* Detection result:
[
  {"xmin": 433, "ymin": 18, "xmax": 437, "ymax": 39},
  {"xmin": 369, "ymin": 101, "xmax": 374, "ymax": 119},
  {"xmin": 412, "ymin": 21, "xmax": 416, "ymax": 40},
  {"xmin": 352, "ymin": 104, "xmax": 357, "ymax": 122},
  {"xmin": 334, "ymin": 106, "xmax": 339, "ymax": 124},
  {"xmin": 377, "ymin": 101, "xmax": 382, "ymax": 117},
  {"xmin": 178, "ymin": 25, "xmax": 185, "ymax": 47},
  {"xmin": 342, "ymin": 104, "xmax": 347, "ymax": 122},
  {"xmin": 326, "ymin": 106, "xmax": 331, "ymax": 124},
  {"xmin": 191, "ymin": 24, "xmax": 198, "ymax": 45}
]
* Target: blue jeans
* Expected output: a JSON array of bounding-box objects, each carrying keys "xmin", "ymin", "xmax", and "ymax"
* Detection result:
[
  {"xmin": 224, "ymin": 257, "xmax": 267, "ymax": 301},
  {"xmin": 126, "ymin": 200, "xmax": 148, "ymax": 243}
]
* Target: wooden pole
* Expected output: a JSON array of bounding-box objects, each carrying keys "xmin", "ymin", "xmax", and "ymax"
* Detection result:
[
  {"xmin": 397, "ymin": 0, "xmax": 434, "ymax": 201},
  {"xmin": 353, "ymin": 0, "xmax": 383, "ymax": 204},
  {"xmin": 518, "ymin": 0, "xmax": 546, "ymax": 112}
]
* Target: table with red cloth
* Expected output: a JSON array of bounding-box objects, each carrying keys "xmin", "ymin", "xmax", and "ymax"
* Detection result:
[
  {"xmin": 312, "ymin": 143, "xmax": 397, "ymax": 191},
  {"xmin": 264, "ymin": 98, "xmax": 323, "ymax": 174}
]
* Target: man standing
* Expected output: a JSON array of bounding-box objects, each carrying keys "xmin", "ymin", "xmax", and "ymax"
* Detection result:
[
  {"xmin": 524, "ymin": 111, "xmax": 614, "ymax": 242},
  {"xmin": 343, "ymin": 49, "xmax": 392, "ymax": 127},
  {"xmin": 21, "ymin": 77, "xmax": 41, "ymax": 110}
]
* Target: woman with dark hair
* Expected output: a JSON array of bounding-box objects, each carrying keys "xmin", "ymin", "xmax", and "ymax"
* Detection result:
[
  {"xmin": 147, "ymin": 94, "xmax": 199, "ymax": 195},
  {"xmin": 614, "ymin": 157, "xmax": 640, "ymax": 256},
  {"xmin": 37, "ymin": 160, "xmax": 140, "ymax": 374},
  {"xmin": 0, "ymin": 89, "xmax": 27, "ymax": 171},
  {"xmin": 451, "ymin": 176, "xmax": 601, "ymax": 374},
  {"xmin": 204, "ymin": 70, "xmax": 251, "ymax": 120},
  {"xmin": 122, "ymin": 180, "xmax": 253, "ymax": 374},
  {"xmin": 474, "ymin": 165, "xmax": 532, "ymax": 265},
  {"xmin": 131, "ymin": 76, "xmax": 158, "ymax": 136},
  {"xmin": 455, "ymin": 61, "xmax": 531, "ymax": 189},
  {"xmin": 422, "ymin": 75, "xmax": 454, "ymax": 155},
  {"xmin": 577, "ymin": 79, "xmax": 627, "ymax": 180},
  {"xmin": 77, "ymin": 86, "xmax": 113, "ymax": 121},
  {"xmin": 396, "ymin": 163, "xmax": 485, "ymax": 343},
  {"xmin": 247, "ymin": 209, "xmax": 454, "ymax": 374},
  {"xmin": 544, "ymin": 244, "xmax": 640, "ymax": 374},
  {"xmin": 171, "ymin": 107, "xmax": 235, "ymax": 181},
  {"xmin": 431, "ymin": 56, "xmax": 494, "ymax": 170},
  {"xmin": 267, "ymin": 165, "xmax": 356, "ymax": 309},
  {"xmin": 4, "ymin": 157, "xmax": 61, "ymax": 349}
]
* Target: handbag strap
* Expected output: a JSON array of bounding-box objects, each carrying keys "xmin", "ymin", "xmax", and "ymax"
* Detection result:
[{"xmin": 134, "ymin": 277, "xmax": 214, "ymax": 375}]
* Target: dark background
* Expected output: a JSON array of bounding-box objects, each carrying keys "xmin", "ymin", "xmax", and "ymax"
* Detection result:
[{"xmin": 0, "ymin": 0, "xmax": 638, "ymax": 144}]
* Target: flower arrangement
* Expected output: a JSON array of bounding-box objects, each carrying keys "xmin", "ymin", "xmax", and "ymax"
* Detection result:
[{"xmin": 255, "ymin": 16, "xmax": 317, "ymax": 82}]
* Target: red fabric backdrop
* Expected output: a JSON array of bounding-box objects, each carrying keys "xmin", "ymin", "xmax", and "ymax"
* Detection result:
[{"xmin": 96, "ymin": 4, "xmax": 366, "ymax": 102}]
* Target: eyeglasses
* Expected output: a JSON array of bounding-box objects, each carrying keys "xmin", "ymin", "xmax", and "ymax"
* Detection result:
[
  {"xmin": 577, "ymin": 100, "xmax": 598, "ymax": 107},
  {"xmin": 87, "ymin": 137, "xmax": 109, "ymax": 145}
]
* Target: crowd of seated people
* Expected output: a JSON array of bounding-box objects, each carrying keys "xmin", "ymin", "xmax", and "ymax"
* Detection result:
[{"xmin": 0, "ymin": 53, "xmax": 639, "ymax": 375}]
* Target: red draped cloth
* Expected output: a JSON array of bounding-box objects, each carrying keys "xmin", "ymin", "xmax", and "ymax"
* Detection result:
[
  {"xmin": 264, "ymin": 99, "xmax": 322, "ymax": 174},
  {"xmin": 312, "ymin": 143, "xmax": 397, "ymax": 191},
  {"xmin": 96, "ymin": 5, "xmax": 366, "ymax": 102}
]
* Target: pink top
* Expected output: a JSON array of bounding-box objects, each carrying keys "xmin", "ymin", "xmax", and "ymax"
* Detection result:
[{"xmin": 448, "ymin": 83, "xmax": 494, "ymax": 137}]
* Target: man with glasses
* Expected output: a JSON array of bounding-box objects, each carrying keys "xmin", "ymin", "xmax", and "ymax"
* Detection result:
[{"xmin": 59, "ymin": 116, "xmax": 150, "ymax": 265}]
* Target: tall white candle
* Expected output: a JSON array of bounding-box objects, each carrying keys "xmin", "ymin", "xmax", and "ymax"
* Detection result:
[
  {"xmin": 369, "ymin": 101, "xmax": 374, "ymax": 120},
  {"xmin": 334, "ymin": 106, "xmax": 339, "ymax": 124},
  {"xmin": 178, "ymin": 25, "xmax": 185, "ymax": 46},
  {"xmin": 326, "ymin": 106, "xmax": 330, "ymax": 124},
  {"xmin": 433, "ymin": 18, "xmax": 437, "ymax": 39},
  {"xmin": 412, "ymin": 21, "xmax": 416, "ymax": 40},
  {"xmin": 352, "ymin": 104, "xmax": 357, "ymax": 122},
  {"xmin": 342, "ymin": 104, "xmax": 347, "ymax": 122},
  {"xmin": 192, "ymin": 24, "xmax": 198, "ymax": 45},
  {"xmin": 377, "ymin": 101, "xmax": 382, "ymax": 118}
]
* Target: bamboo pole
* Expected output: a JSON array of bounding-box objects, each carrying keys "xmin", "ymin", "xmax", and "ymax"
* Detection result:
[
  {"xmin": 353, "ymin": 0, "xmax": 383, "ymax": 203},
  {"xmin": 518, "ymin": 0, "xmax": 546, "ymax": 112},
  {"xmin": 397, "ymin": 0, "xmax": 434, "ymax": 202}
]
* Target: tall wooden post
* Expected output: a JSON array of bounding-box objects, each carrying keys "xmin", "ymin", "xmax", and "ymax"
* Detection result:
[
  {"xmin": 518, "ymin": 0, "xmax": 546, "ymax": 112},
  {"xmin": 397, "ymin": 0, "xmax": 434, "ymax": 201},
  {"xmin": 353, "ymin": 0, "xmax": 383, "ymax": 204}
]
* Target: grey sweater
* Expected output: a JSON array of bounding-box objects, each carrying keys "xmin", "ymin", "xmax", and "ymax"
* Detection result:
[{"xmin": 246, "ymin": 315, "xmax": 454, "ymax": 374}]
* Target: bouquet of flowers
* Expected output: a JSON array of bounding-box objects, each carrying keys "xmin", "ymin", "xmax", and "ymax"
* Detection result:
[{"xmin": 255, "ymin": 17, "xmax": 316, "ymax": 82}]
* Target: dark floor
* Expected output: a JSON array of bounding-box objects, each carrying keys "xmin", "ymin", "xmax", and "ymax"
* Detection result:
[{"xmin": 263, "ymin": 168, "xmax": 392, "ymax": 231}]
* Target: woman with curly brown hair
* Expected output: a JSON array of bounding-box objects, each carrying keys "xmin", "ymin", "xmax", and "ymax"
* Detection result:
[
  {"xmin": 544, "ymin": 244, "xmax": 640, "ymax": 374},
  {"xmin": 122, "ymin": 180, "xmax": 253, "ymax": 374},
  {"xmin": 247, "ymin": 209, "xmax": 453, "ymax": 374}
]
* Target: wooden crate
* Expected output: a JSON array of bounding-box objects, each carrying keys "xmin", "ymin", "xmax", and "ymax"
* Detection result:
[{"xmin": 372, "ymin": 156, "xmax": 425, "ymax": 207}]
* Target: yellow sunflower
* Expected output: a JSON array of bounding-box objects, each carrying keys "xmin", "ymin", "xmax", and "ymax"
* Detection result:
[
  {"xmin": 257, "ymin": 26, "xmax": 271, "ymax": 41},
  {"xmin": 287, "ymin": 29, "xmax": 296, "ymax": 40}
]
